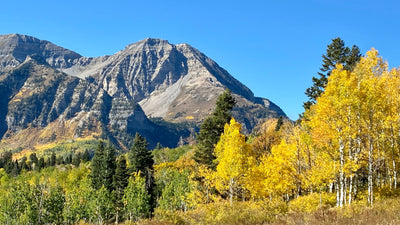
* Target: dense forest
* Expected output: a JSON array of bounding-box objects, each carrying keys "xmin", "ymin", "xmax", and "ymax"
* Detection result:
[{"xmin": 1, "ymin": 39, "xmax": 400, "ymax": 224}]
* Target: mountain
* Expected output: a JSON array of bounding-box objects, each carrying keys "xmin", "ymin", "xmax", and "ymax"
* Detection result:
[
  {"xmin": 62, "ymin": 38, "xmax": 286, "ymax": 132},
  {"xmin": 0, "ymin": 55, "xmax": 183, "ymax": 151},
  {"xmin": 0, "ymin": 34, "xmax": 286, "ymax": 153},
  {"xmin": 0, "ymin": 34, "xmax": 81, "ymax": 72}
]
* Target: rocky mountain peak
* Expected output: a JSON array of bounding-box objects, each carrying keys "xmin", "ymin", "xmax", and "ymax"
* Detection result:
[
  {"xmin": 0, "ymin": 34, "xmax": 82, "ymax": 72},
  {"xmin": 59, "ymin": 37, "xmax": 286, "ymax": 131},
  {"xmin": 122, "ymin": 38, "xmax": 172, "ymax": 55},
  {"xmin": 0, "ymin": 35, "xmax": 287, "ymax": 151},
  {"xmin": 134, "ymin": 37, "xmax": 170, "ymax": 47}
]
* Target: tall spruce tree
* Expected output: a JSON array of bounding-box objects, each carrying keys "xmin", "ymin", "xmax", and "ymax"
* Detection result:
[
  {"xmin": 37, "ymin": 157, "xmax": 45, "ymax": 171},
  {"xmin": 90, "ymin": 141, "xmax": 105, "ymax": 190},
  {"xmin": 128, "ymin": 133, "xmax": 154, "ymax": 175},
  {"xmin": 113, "ymin": 155, "xmax": 129, "ymax": 223},
  {"xmin": 90, "ymin": 141, "xmax": 117, "ymax": 191},
  {"xmin": 0, "ymin": 151, "xmax": 12, "ymax": 169},
  {"xmin": 49, "ymin": 152, "xmax": 56, "ymax": 167},
  {"xmin": 275, "ymin": 116, "xmax": 284, "ymax": 132},
  {"xmin": 72, "ymin": 153, "xmax": 81, "ymax": 167},
  {"xmin": 304, "ymin": 37, "xmax": 361, "ymax": 110},
  {"xmin": 1, "ymin": 151, "xmax": 13, "ymax": 174},
  {"xmin": 103, "ymin": 143, "xmax": 117, "ymax": 192},
  {"xmin": 114, "ymin": 155, "xmax": 129, "ymax": 198},
  {"xmin": 20, "ymin": 156, "xmax": 29, "ymax": 171},
  {"xmin": 29, "ymin": 153, "xmax": 39, "ymax": 171},
  {"xmin": 194, "ymin": 89, "xmax": 236, "ymax": 169},
  {"xmin": 10, "ymin": 160, "xmax": 20, "ymax": 177},
  {"xmin": 128, "ymin": 133, "xmax": 155, "ymax": 210}
]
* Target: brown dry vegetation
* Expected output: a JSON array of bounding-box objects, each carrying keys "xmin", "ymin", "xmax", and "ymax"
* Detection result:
[
  {"xmin": 126, "ymin": 196, "xmax": 400, "ymax": 225},
  {"xmin": 273, "ymin": 198, "xmax": 400, "ymax": 225},
  {"xmin": 0, "ymin": 114, "xmax": 102, "ymax": 159}
]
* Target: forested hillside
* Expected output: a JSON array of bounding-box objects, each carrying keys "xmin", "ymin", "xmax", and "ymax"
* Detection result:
[{"xmin": 1, "ymin": 44, "xmax": 400, "ymax": 224}]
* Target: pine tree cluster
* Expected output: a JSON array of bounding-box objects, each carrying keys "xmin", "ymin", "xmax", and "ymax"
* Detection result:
[{"xmin": 0, "ymin": 150, "xmax": 90, "ymax": 176}]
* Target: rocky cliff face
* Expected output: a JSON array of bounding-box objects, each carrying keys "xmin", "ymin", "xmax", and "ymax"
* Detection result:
[
  {"xmin": 0, "ymin": 34, "xmax": 81, "ymax": 72},
  {"xmin": 0, "ymin": 55, "xmax": 181, "ymax": 150},
  {"xmin": 0, "ymin": 34, "xmax": 286, "ymax": 151},
  {"xmin": 62, "ymin": 38, "xmax": 286, "ymax": 132}
]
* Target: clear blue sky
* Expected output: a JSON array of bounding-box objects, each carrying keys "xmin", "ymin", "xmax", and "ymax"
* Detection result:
[{"xmin": 1, "ymin": 0, "xmax": 400, "ymax": 120}]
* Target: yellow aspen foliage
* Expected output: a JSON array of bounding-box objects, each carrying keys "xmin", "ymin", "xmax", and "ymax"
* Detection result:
[
  {"xmin": 307, "ymin": 60, "xmax": 362, "ymax": 206},
  {"xmin": 251, "ymin": 118, "xmax": 293, "ymax": 158},
  {"xmin": 306, "ymin": 48, "xmax": 400, "ymax": 206},
  {"xmin": 248, "ymin": 140, "xmax": 297, "ymax": 199},
  {"xmin": 213, "ymin": 118, "xmax": 256, "ymax": 203},
  {"xmin": 190, "ymin": 164, "xmax": 222, "ymax": 204},
  {"xmin": 304, "ymin": 150, "xmax": 336, "ymax": 192},
  {"xmin": 382, "ymin": 67, "xmax": 400, "ymax": 189}
]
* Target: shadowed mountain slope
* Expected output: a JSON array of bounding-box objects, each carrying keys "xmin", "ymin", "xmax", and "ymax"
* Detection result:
[{"xmin": 0, "ymin": 34, "xmax": 286, "ymax": 152}]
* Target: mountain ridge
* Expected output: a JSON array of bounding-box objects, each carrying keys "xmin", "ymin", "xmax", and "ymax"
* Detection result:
[
  {"xmin": 0, "ymin": 55, "xmax": 182, "ymax": 150},
  {"xmin": 58, "ymin": 36, "xmax": 285, "ymax": 130},
  {"xmin": 0, "ymin": 34, "xmax": 286, "ymax": 152}
]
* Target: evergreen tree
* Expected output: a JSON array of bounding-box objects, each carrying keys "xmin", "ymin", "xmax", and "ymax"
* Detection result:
[
  {"xmin": 49, "ymin": 152, "xmax": 56, "ymax": 167},
  {"xmin": 114, "ymin": 155, "xmax": 129, "ymax": 197},
  {"xmin": 194, "ymin": 89, "xmax": 236, "ymax": 168},
  {"xmin": 2, "ymin": 152, "xmax": 13, "ymax": 174},
  {"xmin": 113, "ymin": 155, "xmax": 129, "ymax": 223},
  {"xmin": 90, "ymin": 141, "xmax": 106, "ymax": 190},
  {"xmin": 10, "ymin": 160, "xmax": 20, "ymax": 177},
  {"xmin": 20, "ymin": 156, "xmax": 29, "ymax": 171},
  {"xmin": 29, "ymin": 153, "xmax": 39, "ymax": 170},
  {"xmin": 37, "ymin": 157, "xmax": 45, "ymax": 171},
  {"xmin": 56, "ymin": 155, "xmax": 64, "ymax": 165},
  {"xmin": 90, "ymin": 141, "xmax": 117, "ymax": 191},
  {"xmin": 213, "ymin": 89, "xmax": 237, "ymax": 125},
  {"xmin": 128, "ymin": 133, "xmax": 154, "ymax": 175},
  {"xmin": 65, "ymin": 154, "xmax": 73, "ymax": 165},
  {"xmin": 82, "ymin": 149, "xmax": 91, "ymax": 162},
  {"xmin": 304, "ymin": 37, "xmax": 361, "ymax": 110},
  {"xmin": 0, "ymin": 151, "xmax": 12, "ymax": 169},
  {"xmin": 275, "ymin": 116, "xmax": 284, "ymax": 132},
  {"xmin": 128, "ymin": 133, "xmax": 155, "ymax": 210},
  {"xmin": 103, "ymin": 143, "xmax": 117, "ymax": 192},
  {"xmin": 72, "ymin": 152, "xmax": 81, "ymax": 167}
]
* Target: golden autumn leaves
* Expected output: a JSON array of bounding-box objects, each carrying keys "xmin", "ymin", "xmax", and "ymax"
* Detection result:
[
  {"xmin": 307, "ymin": 49, "xmax": 400, "ymax": 206},
  {"xmin": 196, "ymin": 49, "xmax": 400, "ymax": 207}
]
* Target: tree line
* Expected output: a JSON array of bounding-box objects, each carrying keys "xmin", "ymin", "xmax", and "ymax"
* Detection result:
[{"xmin": 0, "ymin": 150, "xmax": 90, "ymax": 176}]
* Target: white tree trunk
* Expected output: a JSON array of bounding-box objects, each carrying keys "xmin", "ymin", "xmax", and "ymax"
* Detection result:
[
  {"xmin": 348, "ymin": 175, "xmax": 353, "ymax": 205},
  {"xmin": 368, "ymin": 137, "xmax": 374, "ymax": 206},
  {"xmin": 339, "ymin": 139, "xmax": 345, "ymax": 207},
  {"xmin": 393, "ymin": 158, "xmax": 397, "ymax": 189},
  {"xmin": 336, "ymin": 182, "xmax": 340, "ymax": 207}
]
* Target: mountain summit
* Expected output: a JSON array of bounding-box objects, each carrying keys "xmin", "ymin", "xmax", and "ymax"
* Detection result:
[
  {"xmin": 62, "ymin": 37, "xmax": 286, "ymax": 131},
  {"xmin": 0, "ymin": 34, "xmax": 81, "ymax": 72},
  {"xmin": 0, "ymin": 34, "xmax": 286, "ymax": 150}
]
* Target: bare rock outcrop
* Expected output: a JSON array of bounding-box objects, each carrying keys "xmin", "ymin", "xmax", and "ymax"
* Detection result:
[{"xmin": 0, "ymin": 34, "xmax": 286, "ymax": 150}]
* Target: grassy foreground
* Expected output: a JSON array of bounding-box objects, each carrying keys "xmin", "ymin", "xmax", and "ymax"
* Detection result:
[{"xmin": 123, "ymin": 196, "xmax": 400, "ymax": 225}]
